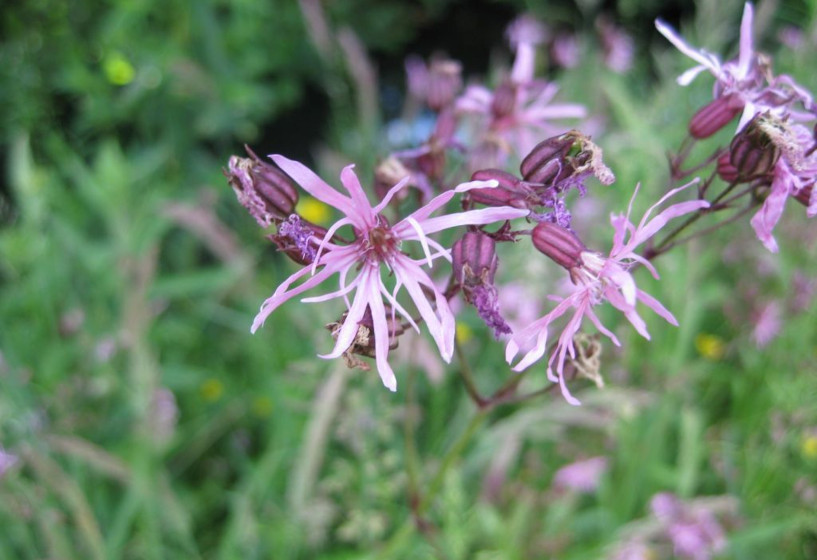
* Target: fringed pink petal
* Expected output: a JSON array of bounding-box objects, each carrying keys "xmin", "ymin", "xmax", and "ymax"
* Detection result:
[{"xmin": 367, "ymin": 282, "xmax": 398, "ymax": 391}]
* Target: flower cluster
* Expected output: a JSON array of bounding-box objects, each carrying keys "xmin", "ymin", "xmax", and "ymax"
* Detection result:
[
  {"xmin": 225, "ymin": 5, "xmax": 811, "ymax": 405},
  {"xmin": 658, "ymin": 2, "xmax": 817, "ymax": 252}
]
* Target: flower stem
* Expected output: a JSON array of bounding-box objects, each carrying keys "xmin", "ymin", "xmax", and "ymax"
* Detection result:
[
  {"xmin": 454, "ymin": 338, "xmax": 488, "ymax": 407},
  {"xmin": 376, "ymin": 409, "xmax": 489, "ymax": 559}
]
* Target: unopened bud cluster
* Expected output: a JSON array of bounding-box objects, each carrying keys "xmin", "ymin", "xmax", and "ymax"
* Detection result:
[{"xmin": 467, "ymin": 130, "xmax": 614, "ymax": 228}]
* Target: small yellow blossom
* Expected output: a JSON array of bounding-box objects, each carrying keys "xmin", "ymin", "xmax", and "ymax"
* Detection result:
[
  {"xmin": 200, "ymin": 378, "xmax": 224, "ymax": 402},
  {"xmin": 695, "ymin": 333, "xmax": 725, "ymax": 360},
  {"xmin": 456, "ymin": 323, "xmax": 473, "ymax": 344},
  {"xmin": 802, "ymin": 435, "xmax": 817, "ymax": 459},
  {"xmin": 296, "ymin": 197, "xmax": 331, "ymax": 225},
  {"xmin": 103, "ymin": 52, "xmax": 135, "ymax": 86},
  {"xmin": 251, "ymin": 396, "xmax": 274, "ymax": 418}
]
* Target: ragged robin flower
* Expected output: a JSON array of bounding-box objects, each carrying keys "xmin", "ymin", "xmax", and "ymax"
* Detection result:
[
  {"xmin": 507, "ymin": 181, "xmax": 709, "ymax": 404},
  {"xmin": 251, "ymin": 156, "xmax": 529, "ymax": 391},
  {"xmin": 656, "ymin": 2, "xmax": 816, "ymax": 136}
]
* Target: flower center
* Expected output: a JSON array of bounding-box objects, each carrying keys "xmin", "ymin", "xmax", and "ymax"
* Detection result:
[{"xmin": 366, "ymin": 225, "xmax": 399, "ymax": 261}]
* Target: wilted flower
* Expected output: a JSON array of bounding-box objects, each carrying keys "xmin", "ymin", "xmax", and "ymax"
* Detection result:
[
  {"xmin": 452, "ymin": 232, "xmax": 511, "ymax": 337},
  {"xmin": 469, "ymin": 131, "xmax": 615, "ymax": 229},
  {"xmin": 507, "ymin": 181, "xmax": 709, "ymax": 404},
  {"xmin": 225, "ymin": 145, "xmax": 299, "ymax": 227},
  {"xmin": 251, "ymin": 156, "xmax": 528, "ymax": 391}
]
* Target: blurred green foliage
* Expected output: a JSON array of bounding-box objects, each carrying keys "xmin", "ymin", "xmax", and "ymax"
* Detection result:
[{"xmin": 1, "ymin": 0, "xmax": 817, "ymax": 559}]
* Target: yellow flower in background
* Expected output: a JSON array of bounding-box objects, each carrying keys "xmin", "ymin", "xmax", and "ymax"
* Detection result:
[
  {"xmin": 456, "ymin": 323, "xmax": 473, "ymax": 344},
  {"xmin": 802, "ymin": 434, "xmax": 817, "ymax": 459},
  {"xmin": 103, "ymin": 52, "xmax": 135, "ymax": 86},
  {"xmin": 296, "ymin": 197, "xmax": 331, "ymax": 225},
  {"xmin": 695, "ymin": 333, "xmax": 725, "ymax": 361},
  {"xmin": 252, "ymin": 396, "xmax": 274, "ymax": 418},
  {"xmin": 200, "ymin": 378, "xmax": 224, "ymax": 402}
]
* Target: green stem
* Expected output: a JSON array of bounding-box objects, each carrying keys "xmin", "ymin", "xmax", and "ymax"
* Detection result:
[
  {"xmin": 454, "ymin": 338, "xmax": 487, "ymax": 407},
  {"xmin": 650, "ymin": 180, "xmax": 743, "ymax": 258},
  {"xmin": 403, "ymin": 369, "xmax": 421, "ymax": 505},
  {"xmin": 375, "ymin": 409, "xmax": 489, "ymax": 559}
]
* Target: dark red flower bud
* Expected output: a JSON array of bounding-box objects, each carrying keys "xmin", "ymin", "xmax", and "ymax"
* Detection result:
[
  {"xmin": 491, "ymin": 80, "xmax": 517, "ymax": 119},
  {"xmin": 427, "ymin": 59, "xmax": 462, "ymax": 111},
  {"xmin": 225, "ymin": 145, "xmax": 299, "ymax": 227},
  {"xmin": 520, "ymin": 133, "xmax": 576, "ymax": 183},
  {"xmin": 267, "ymin": 217, "xmax": 327, "ymax": 266},
  {"xmin": 688, "ymin": 95, "xmax": 742, "ymax": 139},
  {"xmin": 729, "ymin": 115, "xmax": 780, "ymax": 180},
  {"xmin": 716, "ymin": 152, "xmax": 739, "ymax": 183},
  {"xmin": 452, "ymin": 232, "xmax": 498, "ymax": 289},
  {"xmin": 452, "ymin": 232, "xmax": 511, "ymax": 337},
  {"xmin": 531, "ymin": 221, "xmax": 586, "ymax": 270},
  {"xmin": 794, "ymin": 184, "xmax": 814, "ymax": 208},
  {"xmin": 468, "ymin": 169, "xmax": 528, "ymax": 208}
]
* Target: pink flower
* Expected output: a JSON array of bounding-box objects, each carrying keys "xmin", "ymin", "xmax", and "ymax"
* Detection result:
[
  {"xmin": 749, "ymin": 121, "xmax": 817, "ymax": 252},
  {"xmin": 506, "ymin": 181, "xmax": 709, "ymax": 405},
  {"xmin": 553, "ymin": 456, "xmax": 608, "ymax": 493},
  {"xmin": 651, "ymin": 493, "xmax": 727, "ymax": 560},
  {"xmin": 456, "ymin": 18, "xmax": 585, "ymax": 162},
  {"xmin": 656, "ymin": 3, "xmax": 815, "ymax": 132},
  {"xmin": 597, "ymin": 16, "xmax": 634, "ymax": 73},
  {"xmin": 252, "ymin": 156, "xmax": 528, "ymax": 391},
  {"xmin": 505, "ymin": 14, "xmax": 548, "ymax": 84},
  {"xmin": 0, "ymin": 446, "xmax": 18, "ymax": 478}
]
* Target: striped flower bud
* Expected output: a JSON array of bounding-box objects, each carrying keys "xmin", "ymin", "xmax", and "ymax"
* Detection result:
[
  {"xmin": 688, "ymin": 95, "xmax": 742, "ymax": 139},
  {"xmin": 531, "ymin": 221, "xmax": 586, "ymax": 270},
  {"xmin": 453, "ymin": 232, "xmax": 498, "ymax": 287},
  {"xmin": 467, "ymin": 169, "xmax": 529, "ymax": 208},
  {"xmin": 225, "ymin": 146, "xmax": 299, "ymax": 227},
  {"xmin": 729, "ymin": 115, "xmax": 780, "ymax": 180},
  {"xmin": 452, "ymin": 232, "xmax": 510, "ymax": 337},
  {"xmin": 716, "ymin": 152, "xmax": 740, "ymax": 184},
  {"xmin": 520, "ymin": 132, "xmax": 576, "ymax": 184}
]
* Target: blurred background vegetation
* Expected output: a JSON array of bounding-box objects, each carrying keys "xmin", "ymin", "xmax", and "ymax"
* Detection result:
[{"xmin": 1, "ymin": 0, "xmax": 817, "ymax": 558}]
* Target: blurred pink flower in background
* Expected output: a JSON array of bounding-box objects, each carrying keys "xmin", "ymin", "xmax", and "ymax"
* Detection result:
[
  {"xmin": 750, "ymin": 300, "xmax": 781, "ymax": 347},
  {"xmin": 552, "ymin": 456, "xmax": 608, "ymax": 493},
  {"xmin": 651, "ymin": 493, "xmax": 727, "ymax": 560},
  {"xmin": 0, "ymin": 447, "xmax": 18, "ymax": 479}
]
